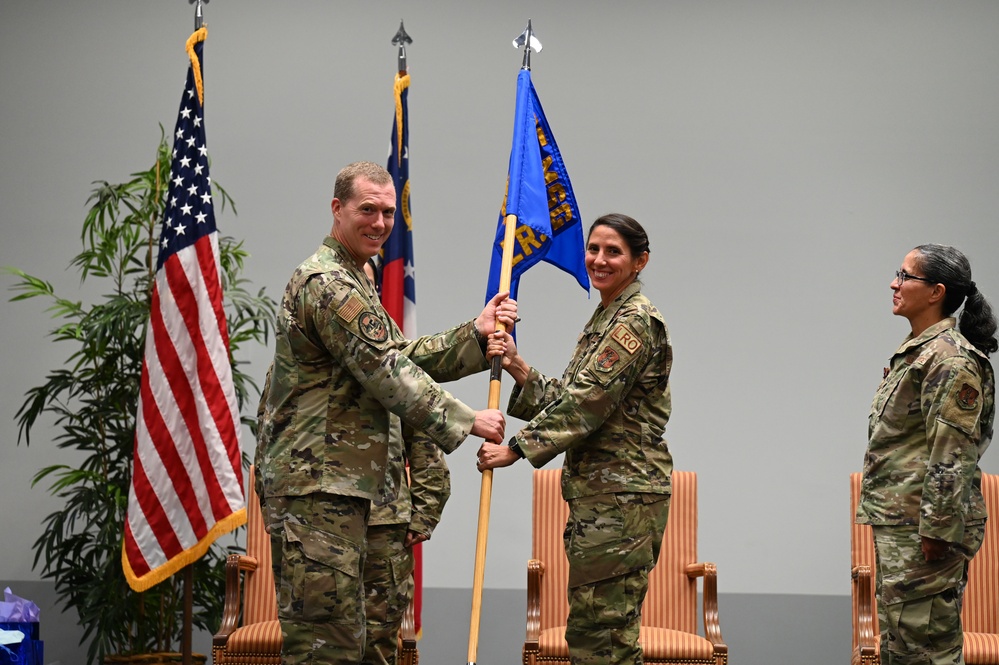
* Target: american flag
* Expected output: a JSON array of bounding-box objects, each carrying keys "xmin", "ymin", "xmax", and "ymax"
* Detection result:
[{"xmin": 123, "ymin": 27, "xmax": 245, "ymax": 592}]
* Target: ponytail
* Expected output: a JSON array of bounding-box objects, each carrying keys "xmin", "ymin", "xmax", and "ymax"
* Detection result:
[
  {"xmin": 914, "ymin": 244, "xmax": 997, "ymax": 356},
  {"xmin": 959, "ymin": 288, "xmax": 998, "ymax": 356}
]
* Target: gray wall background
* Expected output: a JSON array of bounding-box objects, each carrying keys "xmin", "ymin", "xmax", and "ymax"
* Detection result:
[{"xmin": 2, "ymin": 1, "xmax": 998, "ymax": 663}]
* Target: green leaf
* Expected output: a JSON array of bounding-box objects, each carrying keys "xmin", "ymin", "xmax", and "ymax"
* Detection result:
[{"xmin": 10, "ymin": 131, "xmax": 273, "ymax": 663}]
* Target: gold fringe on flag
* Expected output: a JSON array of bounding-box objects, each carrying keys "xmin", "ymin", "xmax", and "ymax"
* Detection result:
[
  {"xmin": 185, "ymin": 26, "xmax": 208, "ymax": 106},
  {"xmin": 394, "ymin": 73, "xmax": 410, "ymax": 168}
]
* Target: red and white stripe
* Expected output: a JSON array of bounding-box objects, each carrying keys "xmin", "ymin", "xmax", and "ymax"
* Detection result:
[{"xmin": 124, "ymin": 233, "xmax": 244, "ymax": 590}]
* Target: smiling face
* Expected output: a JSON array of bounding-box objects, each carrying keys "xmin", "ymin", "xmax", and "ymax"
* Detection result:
[
  {"xmin": 330, "ymin": 177, "xmax": 396, "ymax": 267},
  {"xmin": 891, "ymin": 249, "xmax": 946, "ymax": 334},
  {"xmin": 585, "ymin": 224, "xmax": 649, "ymax": 306}
]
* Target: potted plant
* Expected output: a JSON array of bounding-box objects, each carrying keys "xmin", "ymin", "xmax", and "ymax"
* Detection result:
[{"xmin": 6, "ymin": 133, "xmax": 275, "ymax": 665}]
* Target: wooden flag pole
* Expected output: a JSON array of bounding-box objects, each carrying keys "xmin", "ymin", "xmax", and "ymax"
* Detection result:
[
  {"xmin": 466, "ymin": 212, "xmax": 518, "ymax": 665},
  {"xmin": 183, "ymin": 564, "xmax": 193, "ymax": 665},
  {"xmin": 184, "ymin": 7, "xmax": 205, "ymax": 665}
]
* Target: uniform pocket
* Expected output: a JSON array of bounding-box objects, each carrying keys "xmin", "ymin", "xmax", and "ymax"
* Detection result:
[
  {"xmin": 565, "ymin": 494, "xmax": 654, "ymax": 588},
  {"xmin": 281, "ymin": 520, "xmax": 361, "ymax": 624},
  {"xmin": 872, "ymin": 368, "xmax": 920, "ymax": 434}
]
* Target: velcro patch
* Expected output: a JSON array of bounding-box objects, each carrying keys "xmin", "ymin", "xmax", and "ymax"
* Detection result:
[
  {"xmin": 595, "ymin": 346, "xmax": 621, "ymax": 372},
  {"xmin": 337, "ymin": 295, "xmax": 364, "ymax": 323},
  {"xmin": 358, "ymin": 311, "xmax": 388, "ymax": 343},
  {"xmin": 610, "ymin": 324, "xmax": 643, "ymax": 355},
  {"xmin": 958, "ymin": 383, "xmax": 980, "ymax": 410},
  {"xmin": 938, "ymin": 369, "xmax": 983, "ymax": 436}
]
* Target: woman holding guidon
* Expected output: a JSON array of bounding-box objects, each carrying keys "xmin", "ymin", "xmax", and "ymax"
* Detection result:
[{"xmin": 478, "ymin": 213, "xmax": 673, "ymax": 665}]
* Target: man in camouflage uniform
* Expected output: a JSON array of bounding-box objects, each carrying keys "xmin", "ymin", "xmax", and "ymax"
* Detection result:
[
  {"xmin": 357, "ymin": 259, "xmax": 450, "ymax": 665},
  {"xmin": 857, "ymin": 316, "xmax": 995, "ymax": 665},
  {"xmin": 254, "ymin": 161, "xmax": 513, "ymax": 664},
  {"xmin": 479, "ymin": 274, "xmax": 673, "ymax": 665}
]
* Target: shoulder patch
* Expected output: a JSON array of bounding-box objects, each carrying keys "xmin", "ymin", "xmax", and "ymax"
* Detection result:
[
  {"xmin": 958, "ymin": 383, "xmax": 980, "ymax": 410},
  {"xmin": 937, "ymin": 368, "xmax": 984, "ymax": 436},
  {"xmin": 595, "ymin": 346, "xmax": 621, "ymax": 372},
  {"xmin": 337, "ymin": 294, "xmax": 365, "ymax": 323},
  {"xmin": 358, "ymin": 311, "xmax": 389, "ymax": 343},
  {"xmin": 610, "ymin": 324, "xmax": 643, "ymax": 355}
]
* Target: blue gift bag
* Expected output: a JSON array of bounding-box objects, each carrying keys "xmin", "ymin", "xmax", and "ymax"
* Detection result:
[{"xmin": 0, "ymin": 623, "xmax": 43, "ymax": 665}]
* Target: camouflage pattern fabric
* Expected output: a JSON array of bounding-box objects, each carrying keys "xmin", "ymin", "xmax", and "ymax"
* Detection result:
[
  {"xmin": 262, "ymin": 492, "xmax": 369, "ymax": 665},
  {"xmin": 254, "ymin": 235, "xmax": 487, "ymax": 503},
  {"xmin": 872, "ymin": 523, "xmax": 985, "ymax": 665},
  {"xmin": 363, "ymin": 423, "xmax": 449, "ymax": 664},
  {"xmin": 254, "ymin": 235, "xmax": 489, "ymax": 663},
  {"xmin": 507, "ymin": 281, "xmax": 673, "ymax": 663},
  {"xmin": 509, "ymin": 281, "xmax": 674, "ymax": 500},
  {"xmin": 858, "ymin": 318, "xmax": 996, "ymax": 544},
  {"xmin": 859, "ymin": 318, "xmax": 995, "ymax": 665},
  {"xmin": 369, "ymin": 420, "xmax": 450, "ymax": 534},
  {"xmin": 361, "ymin": 523, "xmax": 414, "ymax": 665},
  {"xmin": 563, "ymin": 492, "xmax": 670, "ymax": 665}
]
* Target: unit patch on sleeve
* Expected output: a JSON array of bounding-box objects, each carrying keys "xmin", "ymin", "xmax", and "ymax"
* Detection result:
[
  {"xmin": 938, "ymin": 368, "xmax": 984, "ymax": 437},
  {"xmin": 610, "ymin": 324, "xmax": 643, "ymax": 355},
  {"xmin": 358, "ymin": 311, "xmax": 389, "ymax": 343},
  {"xmin": 958, "ymin": 383, "xmax": 980, "ymax": 410},
  {"xmin": 596, "ymin": 346, "xmax": 621, "ymax": 371}
]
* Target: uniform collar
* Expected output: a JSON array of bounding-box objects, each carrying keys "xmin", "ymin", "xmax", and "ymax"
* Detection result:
[
  {"xmin": 323, "ymin": 235, "xmax": 356, "ymax": 264},
  {"xmin": 322, "ymin": 236, "xmax": 375, "ymax": 297},
  {"xmin": 591, "ymin": 280, "xmax": 643, "ymax": 329},
  {"xmin": 895, "ymin": 317, "xmax": 957, "ymax": 356}
]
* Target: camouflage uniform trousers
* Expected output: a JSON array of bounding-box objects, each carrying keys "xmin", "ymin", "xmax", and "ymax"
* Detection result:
[
  {"xmin": 263, "ymin": 492, "xmax": 370, "ymax": 665},
  {"xmin": 563, "ymin": 492, "xmax": 671, "ymax": 665},
  {"xmin": 872, "ymin": 522, "xmax": 986, "ymax": 665},
  {"xmin": 361, "ymin": 523, "xmax": 415, "ymax": 665}
]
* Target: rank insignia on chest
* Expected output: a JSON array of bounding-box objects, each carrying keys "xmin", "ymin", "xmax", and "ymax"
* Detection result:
[
  {"xmin": 596, "ymin": 346, "xmax": 620, "ymax": 371},
  {"xmin": 611, "ymin": 324, "xmax": 642, "ymax": 355},
  {"xmin": 958, "ymin": 383, "xmax": 980, "ymax": 410},
  {"xmin": 358, "ymin": 311, "xmax": 388, "ymax": 343}
]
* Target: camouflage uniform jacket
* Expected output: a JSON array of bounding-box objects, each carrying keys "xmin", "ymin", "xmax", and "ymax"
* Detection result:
[
  {"xmin": 508, "ymin": 281, "xmax": 673, "ymax": 500},
  {"xmin": 857, "ymin": 317, "xmax": 996, "ymax": 543},
  {"xmin": 369, "ymin": 418, "xmax": 451, "ymax": 538},
  {"xmin": 255, "ymin": 236, "xmax": 487, "ymax": 502}
]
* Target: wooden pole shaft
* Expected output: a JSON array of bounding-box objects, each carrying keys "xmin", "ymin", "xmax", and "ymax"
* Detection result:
[
  {"xmin": 466, "ymin": 213, "xmax": 519, "ymax": 664},
  {"xmin": 183, "ymin": 564, "xmax": 193, "ymax": 665}
]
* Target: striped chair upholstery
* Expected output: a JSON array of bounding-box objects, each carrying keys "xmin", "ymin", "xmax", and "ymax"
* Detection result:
[
  {"xmin": 524, "ymin": 468, "xmax": 727, "ymax": 665},
  {"xmin": 849, "ymin": 473, "xmax": 878, "ymax": 665},
  {"xmin": 850, "ymin": 472, "xmax": 999, "ymax": 665},
  {"xmin": 212, "ymin": 465, "xmax": 281, "ymax": 665},
  {"xmin": 211, "ymin": 466, "xmax": 418, "ymax": 665}
]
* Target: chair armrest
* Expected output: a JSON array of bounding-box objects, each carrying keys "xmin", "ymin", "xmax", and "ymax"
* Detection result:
[
  {"xmin": 213, "ymin": 554, "xmax": 259, "ymax": 648},
  {"xmin": 525, "ymin": 559, "xmax": 545, "ymax": 649},
  {"xmin": 685, "ymin": 562, "xmax": 728, "ymax": 659},
  {"xmin": 399, "ymin": 595, "xmax": 418, "ymax": 665},
  {"xmin": 852, "ymin": 564, "xmax": 877, "ymax": 663}
]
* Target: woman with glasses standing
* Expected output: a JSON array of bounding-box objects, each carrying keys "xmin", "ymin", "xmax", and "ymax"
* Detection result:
[
  {"xmin": 477, "ymin": 213, "xmax": 673, "ymax": 665},
  {"xmin": 857, "ymin": 244, "xmax": 997, "ymax": 665}
]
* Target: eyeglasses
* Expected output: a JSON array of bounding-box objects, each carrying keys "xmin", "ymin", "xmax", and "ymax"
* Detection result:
[{"xmin": 895, "ymin": 270, "xmax": 935, "ymax": 285}]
